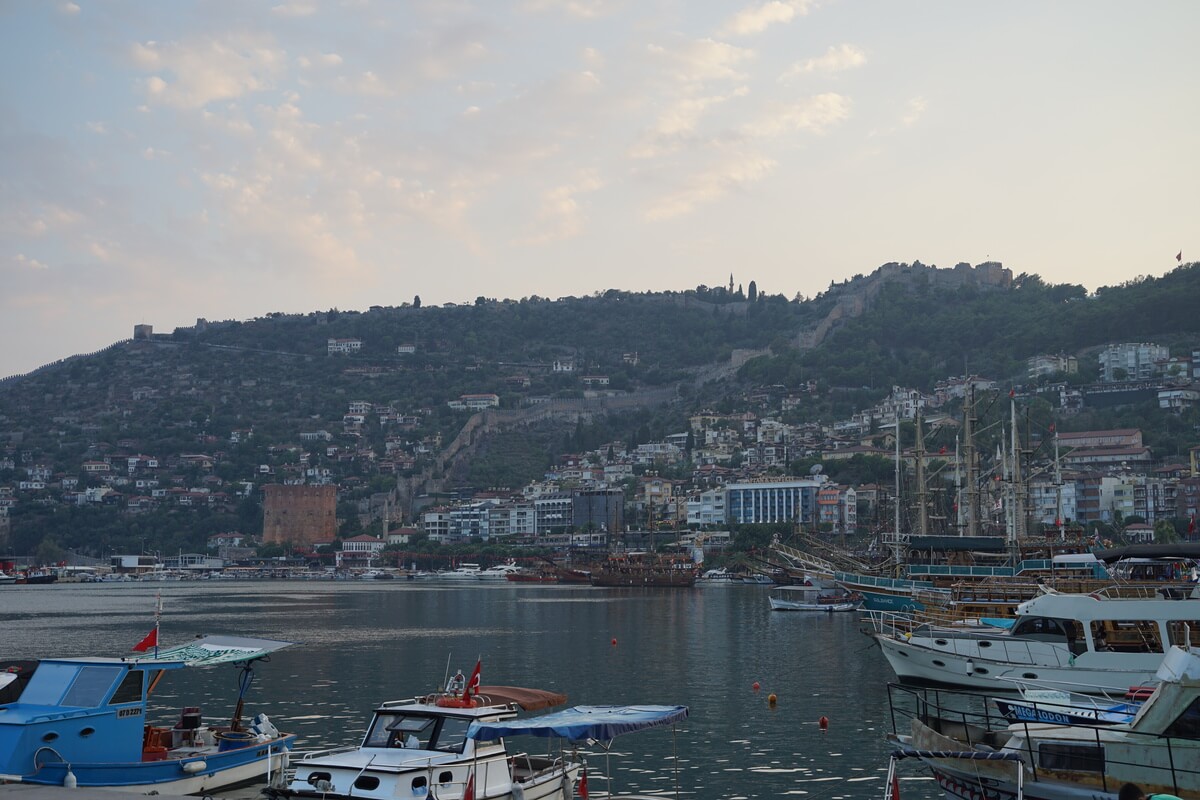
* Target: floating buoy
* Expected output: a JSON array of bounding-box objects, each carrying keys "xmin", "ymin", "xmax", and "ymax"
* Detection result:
[
  {"xmin": 818, "ymin": 715, "xmax": 829, "ymax": 731},
  {"xmin": 611, "ymin": 638, "xmax": 617, "ymax": 646},
  {"xmin": 752, "ymin": 682, "xmax": 761, "ymax": 691},
  {"xmin": 767, "ymin": 693, "xmax": 777, "ymax": 706}
]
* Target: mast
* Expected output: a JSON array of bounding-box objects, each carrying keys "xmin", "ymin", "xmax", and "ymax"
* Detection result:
[
  {"xmin": 1010, "ymin": 393, "xmax": 1025, "ymax": 555},
  {"xmin": 963, "ymin": 385, "xmax": 979, "ymax": 537},
  {"xmin": 914, "ymin": 411, "xmax": 929, "ymax": 536},
  {"xmin": 892, "ymin": 413, "xmax": 903, "ymax": 575},
  {"xmin": 954, "ymin": 434, "xmax": 963, "ymax": 534},
  {"xmin": 1054, "ymin": 424, "xmax": 1065, "ymax": 540}
]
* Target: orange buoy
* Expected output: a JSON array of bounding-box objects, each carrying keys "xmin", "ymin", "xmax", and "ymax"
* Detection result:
[
  {"xmin": 767, "ymin": 693, "xmax": 777, "ymax": 706},
  {"xmin": 818, "ymin": 715, "xmax": 829, "ymax": 731},
  {"xmin": 752, "ymin": 682, "xmax": 761, "ymax": 691},
  {"xmin": 611, "ymin": 638, "xmax": 617, "ymax": 646}
]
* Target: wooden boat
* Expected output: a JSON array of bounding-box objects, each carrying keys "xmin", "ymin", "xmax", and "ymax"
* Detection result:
[
  {"xmin": 0, "ymin": 635, "xmax": 294, "ymax": 794},
  {"xmin": 588, "ymin": 553, "xmax": 697, "ymax": 587}
]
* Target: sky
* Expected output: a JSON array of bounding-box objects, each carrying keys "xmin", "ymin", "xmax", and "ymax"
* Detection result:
[{"xmin": 2, "ymin": 1, "xmax": 1198, "ymax": 379}]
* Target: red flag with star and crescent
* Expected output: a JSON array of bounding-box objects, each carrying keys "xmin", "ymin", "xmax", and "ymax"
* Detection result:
[{"xmin": 462, "ymin": 659, "xmax": 482, "ymax": 701}]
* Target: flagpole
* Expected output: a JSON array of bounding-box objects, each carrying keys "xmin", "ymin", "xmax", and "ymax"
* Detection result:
[{"xmin": 154, "ymin": 591, "xmax": 162, "ymax": 658}]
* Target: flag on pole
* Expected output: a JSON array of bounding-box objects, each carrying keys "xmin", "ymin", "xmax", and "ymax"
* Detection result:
[
  {"xmin": 1189, "ymin": 514, "xmax": 1196, "ymax": 536},
  {"xmin": 462, "ymin": 658, "xmax": 482, "ymax": 701},
  {"xmin": 579, "ymin": 767, "xmax": 589, "ymax": 799},
  {"xmin": 463, "ymin": 771, "xmax": 475, "ymax": 800},
  {"xmin": 132, "ymin": 627, "xmax": 158, "ymax": 653},
  {"xmin": 1177, "ymin": 251, "xmax": 1183, "ymax": 263}
]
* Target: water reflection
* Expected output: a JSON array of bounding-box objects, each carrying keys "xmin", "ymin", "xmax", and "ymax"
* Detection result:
[{"xmin": 1, "ymin": 582, "xmax": 938, "ymax": 798}]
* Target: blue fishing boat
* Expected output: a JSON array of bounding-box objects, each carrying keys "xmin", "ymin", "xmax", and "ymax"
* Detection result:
[{"xmin": 0, "ymin": 634, "xmax": 295, "ymax": 794}]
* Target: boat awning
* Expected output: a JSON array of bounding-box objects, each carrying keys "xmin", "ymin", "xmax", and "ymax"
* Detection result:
[
  {"xmin": 474, "ymin": 686, "xmax": 568, "ymax": 711},
  {"xmin": 1093, "ymin": 543, "xmax": 1200, "ymax": 563},
  {"xmin": 466, "ymin": 704, "xmax": 688, "ymax": 742},
  {"xmin": 134, "ymin": 635, "xmax": 294, "ymax": 667}
]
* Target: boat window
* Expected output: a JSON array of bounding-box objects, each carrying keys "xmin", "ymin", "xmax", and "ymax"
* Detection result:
[
  {"xmin": 1037, "ymin": 743, "xmax": 1104, "ymax": 772},
  {"xmin": 1166, "ymin": 621, "xmax": 1200, "ymax": 649},
  {"xmin": 354, "ymin": 776, "xmax": 381, "ymax": 791},
  {"xmin": 364, "ymin": 713, "xmax": 435, "ymax": 748},
  {"xmin": 1094, "ymin": 620, "xmax": 1162, "ymax": 653},
  {"xmin": 62, "ymin": 666, "xmax": 123, "ymax": 708},
  {"xmin": 1163, "ymin": 695, "xmax": 1200, "ymax": 739},
  {"xmin": 109, "ymin": 670, "xmax": 143, "ymax": 704},
  {"xmin": 433, "ymin": 716, "xmax": 472, "ymax": 754},
  {"xmin": 1011, "ymin": 617, "xmax": 1074, "ymax": 641}
]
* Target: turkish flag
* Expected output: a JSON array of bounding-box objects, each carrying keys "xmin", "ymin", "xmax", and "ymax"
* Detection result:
[
  {"xmin": 463, "ymin": 772, "xmax": 474, "ymax": 800},
  {"xmin": 463, "ymin": 659, "xmax": 482, "ymax": 701},
  {"xmin": 132, "ymin": 627, "xmax": 158, "ymax": 653},
  {"xmin": 579, "ymin": 768, "xmax": 589, "ymax": 799}
]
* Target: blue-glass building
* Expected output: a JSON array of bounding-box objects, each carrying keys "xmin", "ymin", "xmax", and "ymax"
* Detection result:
[{"xmin": 725, "ymin": 479, "xmax": 824, "ymax": 525}]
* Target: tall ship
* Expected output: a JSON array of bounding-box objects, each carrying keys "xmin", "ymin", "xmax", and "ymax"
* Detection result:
[{"xmin": 588, "ymin": 552, "xmax": 697, "ymax": 587}]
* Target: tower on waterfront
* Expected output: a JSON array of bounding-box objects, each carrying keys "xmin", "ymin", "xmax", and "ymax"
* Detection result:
[{"xmin": 262, "ymin": 484, "xmax": 337, "ymax": 546}]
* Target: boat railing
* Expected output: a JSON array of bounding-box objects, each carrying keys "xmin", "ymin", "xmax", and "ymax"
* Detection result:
[
  {"xmin": 293, "ymin": 744, "xmax": 361, "ymax": 761},
  {"xmin": 886, "ymin": 682, "xmax": 1198, "ymax": 797}
]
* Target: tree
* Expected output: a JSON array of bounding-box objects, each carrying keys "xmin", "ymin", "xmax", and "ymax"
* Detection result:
[
  {"xmin": 413, "ymin": 295, "xmax": 422, "ymax": 309},
  {"xmin": 748, "ymin": 281, "xmax": 758, "ymax": 302},
  {"xmin": 1154, "ymin": 519, "xmax": 1181, "ymax": 544}
]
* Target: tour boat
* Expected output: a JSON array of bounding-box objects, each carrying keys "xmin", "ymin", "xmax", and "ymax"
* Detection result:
[
  {"xmin": 872, "ymin": 585, "xmax": 1200, "ymax": 693},
  {"xmin": 589, "ymin": 553, "xmax": 697, "ymax": 588},
  {"xmin": 885, "ymin": 645, "xmax": 1200, "ymax": 799},
  {"xmin": 768, "ymin": 585, "xmax": 860, "ymax": 612},
  {"xmin": 0, "ymin": 635, "xmax": 295, "ymax": 794}
]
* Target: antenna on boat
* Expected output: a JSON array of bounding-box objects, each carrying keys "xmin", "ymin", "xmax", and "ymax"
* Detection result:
[
  {"xmin": 442, "ymin": 653, "xmax": 452, "ymax": 695},
  {"xmin": 154, "ymin": 591, "xmax": 162, "ymax": 659}
]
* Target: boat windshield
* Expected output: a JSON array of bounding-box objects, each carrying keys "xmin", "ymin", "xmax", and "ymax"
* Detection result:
[{"xmin": 364, "ymin": 712, "xmax": 474, "ymax": 753}]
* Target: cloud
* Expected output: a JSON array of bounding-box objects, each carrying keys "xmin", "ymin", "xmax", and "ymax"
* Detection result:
[
  {"xmin": 901, "ymin": 96, "xmax": 927, "ymax": 127},
  {"xmin": 644, "ymin": 153, "xmax": 777, "ymax": 220},
  {"xmin": 647, "ymin": 38, "xmax": 755, "ymax": 84},
  {"xmin": 779, "ymin": 44, "xmax": 866, "ymax": 80},
  {"xmin": 724, "ymin": 1, "xmax": 811, "ymax": 36},
  {"xmin": 142, "ymin": 146, "xmax": 170, "ymax": 160},
  {"xmin": 131, "ymin": 34, "xmax": 286, "ymax": 109},
  {"xmin": 85, "ymin": 121, "xmax": 107, "ymax": 134},
  {"xmin": 628, "ymin": 88, "xmax": 748, "ymax": 159},
  {"xmin": 58, "ymin": 2, "xmax": 80, "ymax": 16},
  {"xmin": 521, "ymin": 0, "xmax": 615, "ymax": 19},
  {"xmin": 271, "ymin": 1, "xmax": 317, "ymax": 17},
  {"xmin": 298, "ymin": 52, "xmax": 343, "ymax": 69},
  {"xmin": 14, "ymin": 254, "xmax": 50, "ymax": 270},
  {"xmin": 513, "ymin": 171, "xmax": 604, "ymax": 245},
  {"xmin": 742, "ymin": 92, "xmax": 850, "ymax": 137}
]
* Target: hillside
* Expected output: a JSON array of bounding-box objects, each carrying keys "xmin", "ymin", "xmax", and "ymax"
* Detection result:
[{"xmin": 2, "ymin": 262, "xmax": 1199, "ymax": 559}]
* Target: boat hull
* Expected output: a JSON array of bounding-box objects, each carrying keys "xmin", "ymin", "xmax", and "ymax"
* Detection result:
[{"xmin": 20, "ymin": 735, "xmax": 295, "ymax": 794}]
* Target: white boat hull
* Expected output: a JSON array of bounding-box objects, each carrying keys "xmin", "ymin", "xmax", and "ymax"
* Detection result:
[{"xmin": 876, "ymin": 632, "xmax": 1162, "ymax": 693}]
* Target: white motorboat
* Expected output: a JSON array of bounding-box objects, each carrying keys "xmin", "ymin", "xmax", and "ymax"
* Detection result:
[
  {"xmin": 768, "ymin": 585, "xmax": 860, "ymax": 612},
  {"xmin": 271, "ymin": 672, "xmax": 578, "ymax": 800},
  {"xmin": 438, "ymin": 563, "xmax": 484, "ymax": 580},
  {"xmin": 0, "ymin": 571, "xmax": 16, "ymax": 585},
  {"xmin": 886, "ymin": 645, "xmax": 1200, "ymax": 799},
  {"xmin": 873, "ymin": 585, "xmax": 1200, "ymax": 693},
  {"xmin": 478, "ymin": 562, "xmax": 523, "ymax": 581}
]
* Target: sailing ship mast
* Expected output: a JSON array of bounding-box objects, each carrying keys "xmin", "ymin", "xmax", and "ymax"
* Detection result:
[
  {"xmin": 963, "ymin": 385, "xmax": 980, "ymax": 537},
  {"xmin": 914, "ymin": 411, "xmax": 929, "ymax": 537}
]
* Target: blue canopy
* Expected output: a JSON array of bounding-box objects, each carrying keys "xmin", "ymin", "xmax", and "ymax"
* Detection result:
[{"xmin": 466, "ymin": 704, "xmax": 689, "ymax": 742}]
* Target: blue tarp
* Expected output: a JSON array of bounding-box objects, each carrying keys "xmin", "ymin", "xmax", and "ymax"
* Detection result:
[{"xmin": 466, "ymin": 704, "xmax": 689, "ymax": 742}]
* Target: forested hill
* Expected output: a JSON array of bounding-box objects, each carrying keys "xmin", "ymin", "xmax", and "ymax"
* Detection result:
[{"xmin": 742, "ymin": 265, "xmax": 1200, "ymax": 391}]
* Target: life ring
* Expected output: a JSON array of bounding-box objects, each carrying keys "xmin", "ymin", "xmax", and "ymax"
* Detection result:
[{"xmin": 435, "ymin": 696, "xmax": 477, "ymax": 708}]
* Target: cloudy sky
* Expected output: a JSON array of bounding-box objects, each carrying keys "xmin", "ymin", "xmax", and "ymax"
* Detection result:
[{"xmin": 2, "ymin": 1, "xmax": 1197, "ymax": 378}]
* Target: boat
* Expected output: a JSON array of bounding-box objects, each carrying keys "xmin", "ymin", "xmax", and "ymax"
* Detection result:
[
  {"xmin": 697, "ymin": 567, "xmax": 739, "ymax": 583},
  {"xmin": 0, "ymin": 571, "xmax": 16, "ymax": 585},
  {"xmin": 589, "ymin": 552, "xmax": 697, "ymax": 588},
  {"xmin": 768, "ymin": 585, "xmax": 860, "ymax": 612},
  {"xmin": 16, "ymin": 569, "xmax": 56, "ymax": 585},
  {"xmin": 885, "ymin": 645, "xmax": 1200, "ymax": 799},
  {"xmin": 270, "ymin": 668, "xmax": 580, "ymax": 800},
  {"xmin": 992, "ymin": 686, "xmax": 1141, "ymax": 726},
  {"xmin": 438, "ymin": 563, "xmax": 484, "ymax": 580},
  {"xmin": 741, "ymin": 573, "xmax": 775, "ymax": 585},
  {"xmin": 0, "ymin": 634, "xmax": 296, "ymax": 793},
  {"xmin": 478, "ymin": 562, "xmax": 523, "ymax": 581},
  {"xmin": 872, "ymin": 585, "xmax": 1200, "ymax": 694}
]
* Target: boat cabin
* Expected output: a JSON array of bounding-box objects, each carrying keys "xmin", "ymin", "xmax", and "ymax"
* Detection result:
[{"xmin": 0, "ymin": 656, "xmax": 179, "ymax": 773}]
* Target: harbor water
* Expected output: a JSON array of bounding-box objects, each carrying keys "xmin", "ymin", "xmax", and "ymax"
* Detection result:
[{"xmin": 0, "ymin": 581, "xmax": 941, "ymax": 799}]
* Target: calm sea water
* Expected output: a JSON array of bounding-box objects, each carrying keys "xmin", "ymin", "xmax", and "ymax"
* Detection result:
[{"xmin": 0, "ymin": 581, "xmax": 940, "ymax": 799}]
